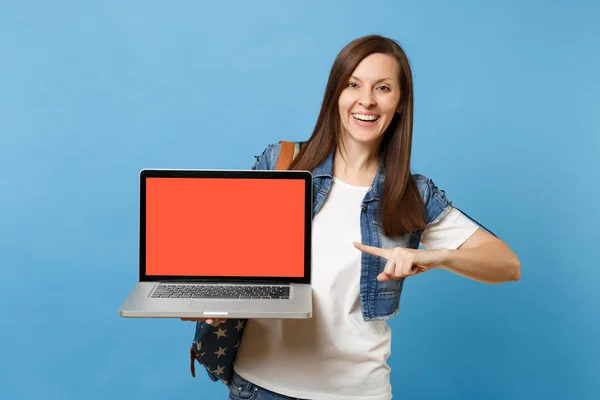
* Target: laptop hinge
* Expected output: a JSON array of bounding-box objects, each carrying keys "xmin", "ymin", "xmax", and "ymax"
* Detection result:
[{"xmin": 156, "ymin": 279, "xmax": 297, "ymax": 285}]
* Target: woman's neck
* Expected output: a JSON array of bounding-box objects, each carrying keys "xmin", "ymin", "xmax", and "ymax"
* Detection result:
[{"xmin": 332, "ymin": 138, "xmax": 380, "ymax": 187}]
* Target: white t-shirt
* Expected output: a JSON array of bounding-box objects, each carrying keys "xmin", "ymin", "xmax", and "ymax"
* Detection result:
[{"xmin": 233, "ymin": 177, "xmax": 479, "ymax": 400}]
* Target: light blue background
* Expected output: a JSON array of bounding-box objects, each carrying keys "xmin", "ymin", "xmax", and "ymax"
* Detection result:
[{"xmin": 1, "ymin": 0, "xmax": 598, "ymax": 399}]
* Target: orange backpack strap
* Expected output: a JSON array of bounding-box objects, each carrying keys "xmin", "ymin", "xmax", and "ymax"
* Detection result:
[{"xmin": 274, "ymin": 141, "xmax": 296, "ymax": 170}]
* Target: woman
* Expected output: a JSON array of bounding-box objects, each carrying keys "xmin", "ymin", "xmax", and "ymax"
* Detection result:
[{"xmin": 187, "ymin": 34, "xmax": 521, "ymax": 400}]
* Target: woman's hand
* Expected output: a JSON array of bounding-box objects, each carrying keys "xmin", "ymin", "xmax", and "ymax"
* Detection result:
[
  {"xmin": 353, "ymin": 241, "xmax": 446, "ymax": 281},
  {"xmin": 180, "ymin": 318, "xmax": 227, "ymax": 326}
]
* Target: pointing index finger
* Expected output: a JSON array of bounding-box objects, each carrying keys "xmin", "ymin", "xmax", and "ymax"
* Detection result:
[{"xmin": 353, "ymin": 241, "xmax": 390, "ymax": 259}]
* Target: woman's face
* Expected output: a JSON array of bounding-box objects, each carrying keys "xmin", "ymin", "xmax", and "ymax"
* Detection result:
[{"xmin": 338, "ymin": 53, "xmax": 401, "ymax": 147}]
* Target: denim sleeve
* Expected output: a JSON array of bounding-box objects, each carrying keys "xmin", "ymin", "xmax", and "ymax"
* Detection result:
[
  {"xmin": 413, "ymin": 174, "xmax": 453, "ymax": 225},
  {"xmin": 251, "ymin": 142, "xmax": 280, "ymax": 170}
]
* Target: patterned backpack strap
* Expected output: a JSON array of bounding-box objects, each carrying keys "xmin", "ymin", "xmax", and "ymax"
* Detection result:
[{"xmin": 190, "ymin": 318, "xmax": 247, "ymax": 383}]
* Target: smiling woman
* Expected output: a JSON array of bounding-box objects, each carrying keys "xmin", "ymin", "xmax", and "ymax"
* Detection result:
[{"xmin": 189, "ymin": 34, "xmax": 521, "ymax": 400}]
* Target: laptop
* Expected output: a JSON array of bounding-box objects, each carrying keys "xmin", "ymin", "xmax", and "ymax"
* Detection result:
[{"xmin": 119, "ymin": 168, "xmax": 313, "ymax": 319}]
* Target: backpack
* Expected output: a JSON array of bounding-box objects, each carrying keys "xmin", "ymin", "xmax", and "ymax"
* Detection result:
[{"xmin": 189, "ymin": 141, "xmax": 298, "ymax": 383}]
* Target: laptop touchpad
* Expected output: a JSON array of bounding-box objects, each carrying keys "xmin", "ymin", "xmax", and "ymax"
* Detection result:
[{"xmin": 188, "ymin": 299, "xmax": 241, "ymax": 309}]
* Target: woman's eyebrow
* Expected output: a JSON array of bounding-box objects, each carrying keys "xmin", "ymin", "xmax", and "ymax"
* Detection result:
[{"xmin": 350, "ymin": 76, "xmax": 394, "ymax": 84}]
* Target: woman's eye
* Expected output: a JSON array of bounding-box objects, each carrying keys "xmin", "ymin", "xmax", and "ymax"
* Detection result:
[
  {"xmin": 377, "ymin": 85, "xmax": 391, "ymax": 91},
  {"xmin": 347, "ymin": 82, "xmax": 359, "ymax": 88}
]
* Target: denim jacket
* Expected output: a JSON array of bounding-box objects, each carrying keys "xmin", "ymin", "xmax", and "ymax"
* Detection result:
[{"xmin": 190, "ymin": 141, "xmax": 453, "ymax": 383}]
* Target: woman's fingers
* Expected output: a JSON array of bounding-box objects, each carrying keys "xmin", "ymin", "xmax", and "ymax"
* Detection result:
[
  {"xmin": 383, "ymin": 259, "xmax": 395, "ymax": 279},
  {"xmin": 179, "ymin": 318, "xmax": 227, "ymax": 325}
]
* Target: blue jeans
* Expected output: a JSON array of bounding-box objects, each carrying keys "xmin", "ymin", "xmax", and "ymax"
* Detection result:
[{"xmin": 227, "ymin": 371, "xmax": 306, "ymax": 400}]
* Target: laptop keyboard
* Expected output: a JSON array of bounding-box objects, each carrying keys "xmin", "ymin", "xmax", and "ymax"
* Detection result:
[{"xmin": 151, "ymin": 284, "xmax": 290, "ymax": 299}]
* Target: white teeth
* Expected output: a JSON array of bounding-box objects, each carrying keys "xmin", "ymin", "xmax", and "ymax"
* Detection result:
[{"xmin": 352, "ymin": 113, "xmax": 379, "ymax": 122}]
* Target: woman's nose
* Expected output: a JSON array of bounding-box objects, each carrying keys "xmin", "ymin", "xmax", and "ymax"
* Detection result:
[{"xmin": 358, "ymin": 90, "xmax": 375, "ymax": 107}]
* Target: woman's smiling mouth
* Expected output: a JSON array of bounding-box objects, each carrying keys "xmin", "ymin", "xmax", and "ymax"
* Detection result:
[{"xmin": 352, "ymin": 112, "xmax": 380, "ymax": 125}]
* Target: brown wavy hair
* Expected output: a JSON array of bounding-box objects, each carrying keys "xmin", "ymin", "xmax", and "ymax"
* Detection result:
[{"xmin": 289, "ymin": 34, "xmax": 426, "ymax": 237}]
